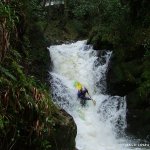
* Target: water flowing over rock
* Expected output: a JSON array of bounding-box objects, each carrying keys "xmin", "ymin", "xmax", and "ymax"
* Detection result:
[
  {"xmin": 48, "ymin": 40, "xmax": 147, "ymax": 150},
  {"xmin": 49, "ymin": 108, "xmax": 77, "ymax": 150}
]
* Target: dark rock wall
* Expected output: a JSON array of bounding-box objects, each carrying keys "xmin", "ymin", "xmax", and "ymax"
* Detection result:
[
  {"xmin": 49, "ymin": 109, "xmax": 77, "ymax": 150},
  {"xmin": 106, "ymin": 46, "xmax": 150, "ymax": 140}
]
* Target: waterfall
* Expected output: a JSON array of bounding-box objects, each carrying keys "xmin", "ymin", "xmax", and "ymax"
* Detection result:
[{"xmin": 48, "ymin": 40, "xmax": 143, "ymax": 150}]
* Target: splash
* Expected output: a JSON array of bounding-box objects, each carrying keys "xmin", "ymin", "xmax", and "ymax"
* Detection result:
[{"xmin": 48, "ymin": 41, "xmax": 143, "ymax": 150}]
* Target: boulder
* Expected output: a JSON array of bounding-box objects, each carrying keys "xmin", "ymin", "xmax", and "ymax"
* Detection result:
[{"xmin": 49, "ymin": 108, "xmax": 77, "ymax": 150}]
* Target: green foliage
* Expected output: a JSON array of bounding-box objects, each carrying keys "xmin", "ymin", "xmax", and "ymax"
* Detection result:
[
  {"xmin": 40, "ymin": 140, "xmax": 52, "ymax": 150},
  {"xmin": 0, "ymin": 115, "xmax": 4, "ymax": 129},
  {"xmin": 0, "ymin": 54, "xmax": 56, "ymax": 149},
  {"xmin": 72, "ymin": 0, "xmax": 97, "ymax": 19},
  {"xmin": 0, "ymin": 65, "xmax": 17, "ymax": 81},
  {"xmin": 144, "ymin": 38, "xmax": 150, "ymax": 56},
  {"xmin": 0, "ymin": 1, "xmax": 19, "ymax": 29},
  {"xmin": 0, "ymin": 1, "xmax": 61, "ymax": 149}
]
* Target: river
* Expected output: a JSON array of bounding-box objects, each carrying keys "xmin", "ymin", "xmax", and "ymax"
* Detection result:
[{"xmin": 48, "ymin": 40, "xmax": 148, "ymax": 150}]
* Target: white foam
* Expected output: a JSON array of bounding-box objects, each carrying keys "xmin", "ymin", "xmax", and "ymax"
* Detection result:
[{"xmin": 48, "ymin": 40, "xmax": 142, "ymax": 150}]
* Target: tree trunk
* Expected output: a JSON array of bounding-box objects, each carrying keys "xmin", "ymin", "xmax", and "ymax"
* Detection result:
[{"xmin": 64, "ymin": 0, "xmax": 68, "ymax": 19}]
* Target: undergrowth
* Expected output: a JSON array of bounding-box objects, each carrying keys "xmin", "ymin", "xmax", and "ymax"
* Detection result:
[{"xmin": 0, "ymin": 48, "xmax": 57, "ymax": 149}]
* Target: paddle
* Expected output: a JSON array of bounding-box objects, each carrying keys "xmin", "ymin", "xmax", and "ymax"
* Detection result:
[{"xmin": 87, "ymin": 93, "xmax": 96, "ymax": 106}]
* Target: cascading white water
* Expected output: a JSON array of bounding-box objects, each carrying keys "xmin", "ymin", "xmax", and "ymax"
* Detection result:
[{"xmin": 48, "ymin": 41, "xmax": 143, "ymax": 150}]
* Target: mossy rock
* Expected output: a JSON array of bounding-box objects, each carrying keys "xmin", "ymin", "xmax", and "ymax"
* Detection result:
[
  {"xmin": 87, "ymin": 27, "xmax": 113, "ymax": 50},
  {"xmin": 49, "ymin": 109, "xmax": 77, "ymax": 150}
]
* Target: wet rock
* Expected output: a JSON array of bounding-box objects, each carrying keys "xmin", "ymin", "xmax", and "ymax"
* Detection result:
[
  {"xmin": 106, "ymin": 45, "xmax": 150, "ymax": 140},
  {"xmin": 87, "ymin": 30, "xmax": 113, "ymax": 50},
  {"xmin": 49, "ymin": 108, "xmax": 77, "ymax": 150}
]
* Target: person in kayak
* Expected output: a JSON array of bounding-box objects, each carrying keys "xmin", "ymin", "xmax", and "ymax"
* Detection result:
[
  {"xmin": 74, "ymin": 81, "xmax": 92, "ymax": 106},
  {"xmin": 78, "ymin": 87, "xmax": 92, "ymax": 106}
]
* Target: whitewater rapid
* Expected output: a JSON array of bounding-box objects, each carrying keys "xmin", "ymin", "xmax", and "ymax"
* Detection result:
[{"xmin": 48, "ymin": 41, "xmax": 144, "ymax": 150}]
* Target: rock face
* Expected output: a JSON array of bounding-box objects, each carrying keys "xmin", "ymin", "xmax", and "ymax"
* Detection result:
[
  {"xmin": 50, "ymin": 108, "xmax": 77, "ymax": 150},
  {"xmin": 106, "ymin": 54, "xmax": 139, "ymax": 96},
  {"xmin": 88, "ymin": 27, "xmax": 150, "ymax": 140},
  {"xmin": 106, "ymin": 45, "xmax": 150, "ymax": 140}
]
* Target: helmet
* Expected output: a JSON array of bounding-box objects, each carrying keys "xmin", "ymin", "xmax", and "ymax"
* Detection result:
[{"xmin": 73, "ymin": 81, "xmax": 82, "ymax": 90}]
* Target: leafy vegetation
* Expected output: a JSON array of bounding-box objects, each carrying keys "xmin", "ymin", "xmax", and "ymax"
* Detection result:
[
  {"xmin": 0, "ymin": 0, "xmax": 76, "ymax": 149},
  {"xmin": 0, "ymin": 0, "xmax": 150, "ymax": 147}
]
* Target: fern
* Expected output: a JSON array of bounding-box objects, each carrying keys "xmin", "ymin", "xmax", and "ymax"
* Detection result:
[{"xmin": 0, "ymin": 65, "xmax": 17, "ymax": 81}]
